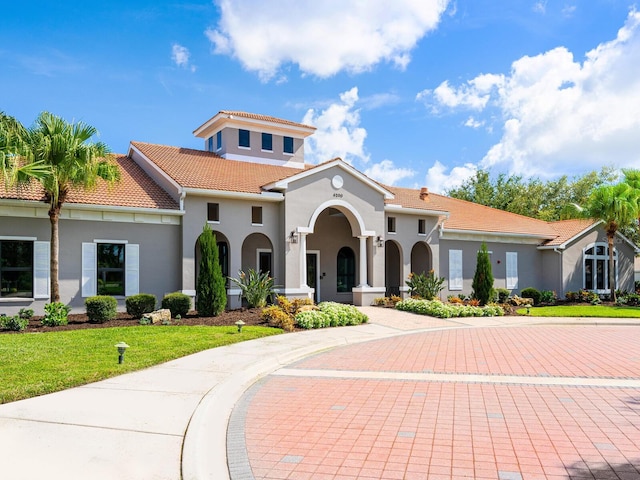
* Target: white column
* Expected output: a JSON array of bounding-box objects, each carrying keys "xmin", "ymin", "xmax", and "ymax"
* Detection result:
[
  {"xmin": 358, "ymin": 235, "xmax": 369, "ymax": 287},
  {"xmin": 299, "ymin": 232, "xmax": 308, "ymax": 288}
]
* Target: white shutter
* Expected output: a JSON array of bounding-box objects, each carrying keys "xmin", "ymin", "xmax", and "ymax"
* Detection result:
[
  {"xmin": 449, "ymin": 249, "xmax": 463, "ymax": 291},
  {"xmin": 125, "ymin": 243, "xmax": 139, "ymax": 296},
  {"xmin": 506, "ymin": 252, "xmax": 518, "ymax": 289},
  {"xmin": 82, "ymin": 242, "xmax": 97, "ymax": 297},
  {"xmin": 33, "ymin": 241, "xmax": 50, "ymax": 299}
]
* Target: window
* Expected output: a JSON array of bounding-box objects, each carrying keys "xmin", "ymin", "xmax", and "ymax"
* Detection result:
[
  {"xmin": 387, "ymin": 216, "xmax": 396, "ymax": 233},
  {"xmin": 238, "ymin": 129, "xmax": 250, "ymax": 148},
  {"xmin": 252, "ymin": 206, "xmax": 263, "ymax": 225},
  {"xmin": 283, "ymin": 136, "xmax": 294, "ymax": 154},
  {"xmin": 449, "ymin": 249, "xmax": 463, "ymax": 291},
  {"xmin": 337, "ymin": 247, "xmax": 356, "ymax": 292},
  {"xmin": 261, "ymin": 133, "xmax": 273, "ymax": 151},
  {"xmin": 506, "ymin": 252, "xmax": 518, "ymax": 289},
  {"xmin": 418, "ymin": 219, "xmax": 426, "ymax": 235},
  {"xmin": 82, "ymin": 242, "xmax": 138, "ymax": 297},
  {"xmin": 207, "ymin": 203, "xmax": 220, "ymax": 222},
  {"xmin": 207, "ymin": 136, "xmax": 214, "ymax": 152},
  {"xmin": 97, "ymin": 244, "xmax": 125, "ymax": 296},
  {"xmin": 216, "ymin": 130, "xmax": 222, "ymax": 150},
  {"xmin": 584, "ymin": 243, "xmax": 617, "ymax": 292},
  {"xmin": 0, "ymin": 240, "xmax": 33, "ymax": 298}
]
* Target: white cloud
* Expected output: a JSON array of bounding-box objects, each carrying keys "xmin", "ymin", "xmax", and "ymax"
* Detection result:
[
  {"xmin": 464, "ymin": 116, "xmax": 484, "ymax": 129},
  {"xmin": 533, "ymin": 1, "xmax": 547, "ymax": 14},
  {"xmin": 425, "ymin": 160, "xmax": 477, "ymax": 194},
  {"xmin": 171, "ymin": 44, "xmax": 196, "ymax": 72},
  {"xmin": 302, "ymin": 87, "xmax": 369, "ymax": 165},
  {"xmin": 417, "ymin": 74, "xmax": 504, "ymax": 112},
  {"xmin": 421, "ymin": 9, "xmax": 640, "ymax": 178},
  {"xmin": 206, "ymin": 0, "xmax": 449, "ymax": 81},
  {"xmin": 364, "ymin": 160, "xmax": 415, "ymax": 186}
]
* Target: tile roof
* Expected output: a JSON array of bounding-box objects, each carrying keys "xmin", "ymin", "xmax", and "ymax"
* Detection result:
[
  {"xmin": 218, "ymin": 111, "xmax": 316, "ymax": 131},
  {"xmin": 543, "ymin": 219, "xmax": 600, "ymax": 246},
  {"xmin": 0, "ymin": 155, "xmax": 179, "ymax": 210},
  {"xmin": 131, "ymin": 142, "xmax": 312, "ymax": 194},
  {"xmin": 385, "ymin": 186, "xmax": 558, "ymax": 238}
]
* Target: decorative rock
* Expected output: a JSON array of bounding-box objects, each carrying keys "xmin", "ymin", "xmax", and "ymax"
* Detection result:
[{"xmin": 143, "ymin": 309, "xmax": 172, "ymax": 324}]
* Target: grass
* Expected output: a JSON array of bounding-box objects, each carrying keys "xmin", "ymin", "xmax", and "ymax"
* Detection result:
[
  {"xmin": 516, "ymin": 305, "xmax": 640, "ymax": 318},
  {"xmin": 0, "ymin": 325, "xmax": 281, "ymax": 404}
]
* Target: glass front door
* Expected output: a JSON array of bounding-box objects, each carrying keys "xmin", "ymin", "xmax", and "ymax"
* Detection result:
[{"xmin": 307, "ymin": 252, "xmax": 319, "ymax": 303}]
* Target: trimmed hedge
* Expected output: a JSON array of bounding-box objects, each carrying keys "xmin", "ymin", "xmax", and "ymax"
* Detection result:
[
  {"xmin": 126, "ymin": 293, "xmax": 157, "ymax": 318},
  {"xmin": 85, "ymin": 296, "xmax": 118, "ymax": 323},
  {"xmin": 396, "ymin": 298, "xmax": 503, "ymax": 318},
  {"xmin": 161, "ymin": 292, "xmax": 191, "ymax": 317},
  {"xmin": 520, "ymin": 287, "xmax": 541, "ymax": 306},
  {"xmin": 295, "ymin": 302, "xmax": 368, "ymax": 329}
]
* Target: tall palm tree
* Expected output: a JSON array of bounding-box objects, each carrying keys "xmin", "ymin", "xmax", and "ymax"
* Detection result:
[
  {"xmin": 0, "ymin": 111, "xmax": 120, "ymax": 301},
  {"xmin": 584, "ymin": 182, "xmax": 639, "ymax": 302}
]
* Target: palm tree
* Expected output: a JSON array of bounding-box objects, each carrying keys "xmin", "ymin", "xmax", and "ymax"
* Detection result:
[
  {"xmin": 584, "ymin": 182, "xmax": 639, "ymax": 302},
  {"xmin": 0, "ymin": 111, "xmax": 120, "ymax": 301}
]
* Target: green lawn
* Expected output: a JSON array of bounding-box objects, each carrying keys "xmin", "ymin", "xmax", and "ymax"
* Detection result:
[
  {"xmin": 0, "ymin": 325, "xmax": 281, "ymax": 404},
  {"xmin": 516, "ymin": 305, "xmax": 640, "ymax": 318}
]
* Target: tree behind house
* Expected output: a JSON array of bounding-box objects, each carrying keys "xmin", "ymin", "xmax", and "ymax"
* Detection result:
[
  {"xmin": 472, "ymin": 242, "xmax": 494, "ymax": 305},
  {"xmin": 196, "ymin": 224, "xmax": 227, "ymax": 316}
]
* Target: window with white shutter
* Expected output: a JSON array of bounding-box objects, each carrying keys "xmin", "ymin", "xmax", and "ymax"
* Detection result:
[
  {"xmin": 449, "ymin": 249, "xmax": 463, "ymax": 291},
  {"xmin": 506, "ymin": 252, "xmax": 518, "ymax": 289}
]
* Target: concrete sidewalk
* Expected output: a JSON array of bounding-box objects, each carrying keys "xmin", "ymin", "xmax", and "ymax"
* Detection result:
[{"xmin": 1, "ymin": 308, "xmax": 638, "ymax": 480}]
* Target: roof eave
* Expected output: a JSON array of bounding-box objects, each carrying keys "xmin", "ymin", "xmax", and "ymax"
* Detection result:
[
  {"xmin": 182, "ymin": 187, "xmax": 284, "ymax": 202},
  {"xmin": 385, "ymin": 204, "xmax": 450, "ymax": 218}
]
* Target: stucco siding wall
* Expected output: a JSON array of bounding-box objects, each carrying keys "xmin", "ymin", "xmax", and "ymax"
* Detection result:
[
  {"xmin": 181, "ymin": 195, "xmax": 283, "ymax": 294},
  {"xmin": 221, "ymin": 128, "xmax": 305, "ymax": 164},
  {"xmin": 283, "ymin": 166, "xmax": 386, "ymax": 290},
  {"xmin": 1, "ymin": 216, "xmax": 181, "ymax": 315},
  {"xmin": 439, "ymin": 239, "xmax": 542, "ymax": 298}
]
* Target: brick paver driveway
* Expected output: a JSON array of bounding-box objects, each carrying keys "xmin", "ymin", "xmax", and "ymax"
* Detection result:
[{"xmin": 229, "ymin": 313, "xmax": 640, "ymax": 480}]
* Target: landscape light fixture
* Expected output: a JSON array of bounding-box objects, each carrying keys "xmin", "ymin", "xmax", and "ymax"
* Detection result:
[
  {"xmin": 115, "ymin": 342, "xmax": 130, "ymax": 364},
  {"xmin": 235, "ymin": 320, "xmax": 245, "ymax": 333}
]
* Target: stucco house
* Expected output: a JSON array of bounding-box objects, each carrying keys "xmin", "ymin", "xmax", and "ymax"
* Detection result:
[{"xmin": 1, "ymin": 111, "xmax": 637, "ymax": 315}]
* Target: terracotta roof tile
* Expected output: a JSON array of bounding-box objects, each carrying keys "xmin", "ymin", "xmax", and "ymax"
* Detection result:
[
  {"xmin": 131, "ymin": 142, "xmax": 311, "ymax": 194},
  {"xmin": 0, "ymin": 155, "xmax": 179, "ymax": 210},
  {"xmin": 543, "ymin": 219, "xmax": 599, "ymax": 246},
  {"xmin": 385, "ymin": 186, "xmax": 558, "ymax": 238},
  {"xmin": 219, "ymin": 111, "xmax": 316, "ymax": 131}
]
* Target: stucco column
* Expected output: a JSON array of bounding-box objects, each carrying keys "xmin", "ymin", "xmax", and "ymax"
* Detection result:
[
  {"xmin": 358, "ymin": 235, "xmax": 369, "ymax": 287},
  {"xmin": 299, "ymin": 232, "xmax": 308, "ymax": 288}
]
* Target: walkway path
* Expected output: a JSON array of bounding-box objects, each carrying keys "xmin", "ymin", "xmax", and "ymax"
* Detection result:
[{"xmin": 0, "ymin": 308, "xmax": 638, "ymax": 480}]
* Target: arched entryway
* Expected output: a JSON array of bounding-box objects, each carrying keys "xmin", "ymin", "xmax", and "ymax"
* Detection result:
[
  {"xmin": 194, "ymin": 230, "xmax": 230, "ymax": 293},
  {"xmin": 385, "ymin": 240, "xmax": 402, "ymax": 296},
  {"xmin": 241, "ymin": 233, "xmax": 274, "ymax": 276},
  {"xmin": 411, "ymin": 242, "xmax": 432, "ymax": 275},
  {"xmin": 306, "ymin": 208, "xmax": 360, "ymax": 303}
]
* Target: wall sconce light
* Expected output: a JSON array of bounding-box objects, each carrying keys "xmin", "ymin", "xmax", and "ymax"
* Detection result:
[
  {"xmin": 289, "ymin": 231, "xmax": 298, "ymax": 243},
  {"xmin": 376, "ymin": 236, "xmax": 384, "ymax": 247},
  {"xmin": 115, "ymin": 342, "xmax": 129, "ymax": 364}
]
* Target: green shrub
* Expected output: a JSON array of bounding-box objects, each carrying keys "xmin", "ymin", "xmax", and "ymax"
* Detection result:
[
  {"xmin": 229, "ymin": 269, "xmax": 276, "ymax": 308},
  {"xmin": 18, "ymin": 308, "xmax": 34, "ymax": 320},
  {"xmin": 472, "ymin": 242, "xmax": 494, "ymax": 305},
  {"xmin": 196, "ymin": 225, "xmax": 227, "ymax": 316},
  {"xmin": 161, "ymin": 292, "xmax": 191, "ymax": 317},
  {"xmin": 539, "ymin": 290, "xmax": 557, "ymax": 304},
  {"xmin": 495, "ymin": 288, "xmax": 510, "ymax": 303},
  {"xmin": 85, "ymin": 296, "xmax": 118, "ymax": 323},
  {"xmin": 126, "ymin": 293, "xmax": 157, "ymax": 318},
  {"xmin": 42, "ymin": 302, "xmax": 71, "ymax": 326},
  {"xmin": 406, "ymin": 270, "xmax": 445, "ymax": 300},
  {"xmin": 295, "ymin": 302, "xmax": 368, "ymax": 329},
  {"xmin": 520, "ymin": 287, "xmax": 541, "ymax": 306},
  {"xmin": 396, "ymin": 298, "xmax": 504, "ymax": 318},
  {"xmin": 1, "ymin": 314, "xmax": 29, "ymax": 331}
]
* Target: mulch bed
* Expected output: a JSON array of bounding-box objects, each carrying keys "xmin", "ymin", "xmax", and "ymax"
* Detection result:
[{"xmin": 8, "ymin": 308, "xmax": 267, "ymax": 334}]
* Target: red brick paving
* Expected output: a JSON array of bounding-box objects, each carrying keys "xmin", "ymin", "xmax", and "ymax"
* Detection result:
[{"xmin": 239, "ymin": 325, "xmax": 640, "ymax": 479}]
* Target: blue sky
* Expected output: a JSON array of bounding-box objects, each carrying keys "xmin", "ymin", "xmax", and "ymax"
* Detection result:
[{"xmin": 2, "ymin": 0, "xmax": 639, "ymax": 192}]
